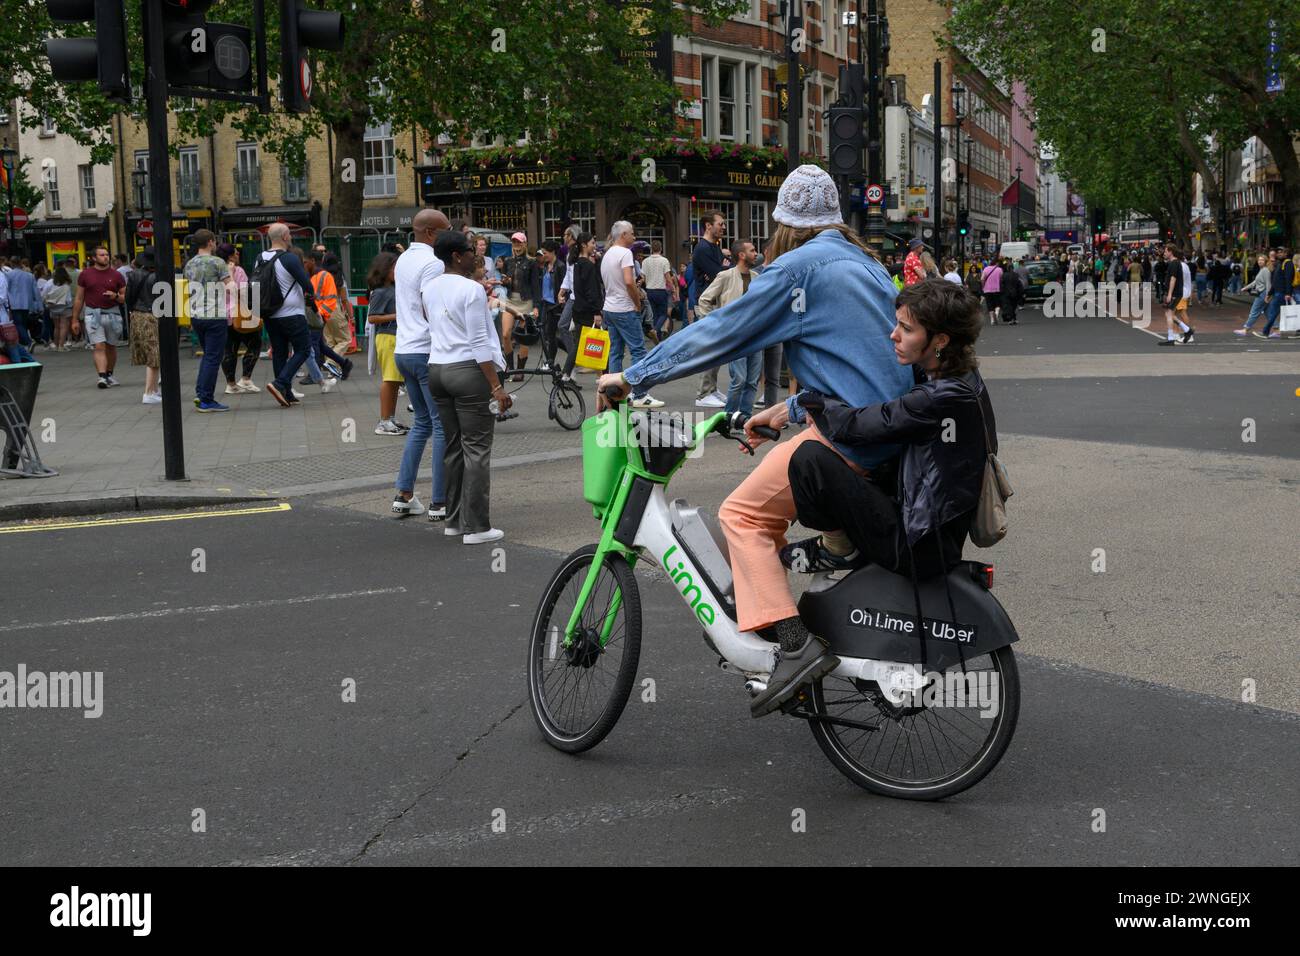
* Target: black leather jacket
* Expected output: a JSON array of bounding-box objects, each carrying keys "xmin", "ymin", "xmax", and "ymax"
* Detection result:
[
  {"xmin": 802, "ymin": 368, "xmax": 996, "ymax": 547},
  {"xmin": 502, "ymin": 253, "xmax": 541, "ymax": 303}
]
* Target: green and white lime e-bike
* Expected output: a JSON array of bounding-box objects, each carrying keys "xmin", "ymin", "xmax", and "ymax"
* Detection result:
[{"xmin": 527, "ymin": 400, "xmax": 1021, "ymax": 800}]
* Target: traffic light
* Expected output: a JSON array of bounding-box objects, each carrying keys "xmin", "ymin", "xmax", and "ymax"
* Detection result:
[
  {"xmin": 957, "ymin": 214, "xmax": 970, "ymax": 237},
  {"xmin": 161, "ymin": 1, "xmax": 254, "ymax": 93},
  {"xmin": 43, "ymin": 0, "xmax": 131, "ymax": 104},
  {"xmin": 828, "ymin": 107, "xmax": 864, "ymax": 178},
  {"xmin": 280, "ymin": 0, "xmax": 345, "ymax": 113}
]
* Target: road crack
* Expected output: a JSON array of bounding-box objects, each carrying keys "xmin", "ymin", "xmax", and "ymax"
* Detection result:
[{"xmin": 345, "ymin": 698, "xmax": 527, "ymax": 864}]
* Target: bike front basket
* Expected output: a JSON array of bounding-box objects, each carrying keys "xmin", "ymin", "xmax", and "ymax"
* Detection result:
[{"xmin": 581, "ymin": 411, "xmax": 629, "ymax": 510}]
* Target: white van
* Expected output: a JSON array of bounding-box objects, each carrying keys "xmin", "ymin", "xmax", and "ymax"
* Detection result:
[
  {"xmin": 1066, "ymin": 243, "xmax": 1085, "ymax": 256},
  {"xmin": 998, "ymin": 241, "xmax": 1032, "ymax": 262}
]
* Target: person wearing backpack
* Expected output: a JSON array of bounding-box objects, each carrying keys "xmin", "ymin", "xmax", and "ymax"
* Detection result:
[{"xmin": 255, "ymin": 222, "xmax": 316, "ymax": 407}]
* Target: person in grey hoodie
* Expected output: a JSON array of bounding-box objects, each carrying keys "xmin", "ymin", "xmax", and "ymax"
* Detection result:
[{"xmin": 1234, "ymin": 253, "xmax": 1272, "ymax": 337}]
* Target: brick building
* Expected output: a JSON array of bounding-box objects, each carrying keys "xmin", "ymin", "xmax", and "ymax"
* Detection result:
[
  {"xmin": 885, "ymin": 0, "xmax": 1016, "ymax": 256},
  {"xmin": 418, "ymin": 1, "xmax": 865, "ymax": 258}
]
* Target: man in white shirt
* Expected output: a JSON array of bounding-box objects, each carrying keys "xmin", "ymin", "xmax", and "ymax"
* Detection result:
[
  {"xmin": 259, "ymin": 223, "xmax": 316, "ymax": 406},
  {"xmin": 599, "ymin": 221, "xmax": 663, "ymax": 409},
  {"xmin": 426, "ymin": 229, "xmax": 510, "ymax": 545},
  {"xmin": 391, "ymin": 207, "xmax": 451, "ymax": 520},
  {"xmin": 641, "ymin": 239, "xmax": 674, "ymax": 338}
]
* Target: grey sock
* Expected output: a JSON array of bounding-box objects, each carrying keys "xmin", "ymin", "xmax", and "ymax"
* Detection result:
[{"xmin": 773, "ymin": 616, "xmax": 810, "ymax": 653}]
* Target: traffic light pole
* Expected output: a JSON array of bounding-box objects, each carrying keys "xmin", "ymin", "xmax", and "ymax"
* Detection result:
[
  {"xmin": 864, "ymin": 0, "xmax": 883, "ymax": 251},
  {"xmin": 785, "ymin": 3, "xmax": 802, "ymax": 174},
  {"xmin": 144, "ymin": 0, "xmax": 186, "ymax": 481},
  {"xmin": 933, "ymin": 60, "xmax": 942, "ymax": 263}
]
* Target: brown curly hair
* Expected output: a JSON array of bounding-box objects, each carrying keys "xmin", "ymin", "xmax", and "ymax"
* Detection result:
[{"xmin": 895, "ymin": 278, "xmax": 983, "ymax": 377}]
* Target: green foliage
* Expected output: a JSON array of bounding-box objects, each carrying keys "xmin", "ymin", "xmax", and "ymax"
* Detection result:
[
  {"xmin": 947, "ymin": 0, "xmax": 1300, "ymax": 235},
  {"xmin": 1, "ymin": 156, "xmax": 45, "ymax": 215},
  {"xmin": 2, "ymin": 0, "xmax": 748, "ymax": 175}
]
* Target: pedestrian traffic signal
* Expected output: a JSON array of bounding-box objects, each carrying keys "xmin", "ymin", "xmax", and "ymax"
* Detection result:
[
  {"xmin": 828, "ymin": 106, "xmax": 865, "ymax": 178},
  {"xmin": 43, "ymin": 0, "xmax": 131, "ymax": 104},
  {"xmin": 159, "ymin": 0, "xmax": 254, "ymax": 93},
  {"xmin": 280, "ymin": 0, "xmax": 345, "ymax": 113}
]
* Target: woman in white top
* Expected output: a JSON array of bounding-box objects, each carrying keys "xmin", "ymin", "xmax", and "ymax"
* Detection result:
[
  {"xmin": 942, "ymin": 258, "xmax": 963, "ymax": 285},
  {"xmin": 426, "ymin": 230, "xmax": 510, "ymax": 545}
]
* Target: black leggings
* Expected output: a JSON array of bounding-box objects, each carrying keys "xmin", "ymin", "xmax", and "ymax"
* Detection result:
[
  {"xmin": 541, "ymin": 302, "xmax": 571, "ymax": 365},
  {"xmin": 222, "ymin": 327, "xmax": 263, "ymax": 381},
  {"xmin": 788, "ymin": 441, "xmax": 959, "ymax": 578}
]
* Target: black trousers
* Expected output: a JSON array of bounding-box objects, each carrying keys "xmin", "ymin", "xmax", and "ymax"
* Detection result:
[
  {"xmin": 562, "ymin": 308, "xmax": 597, "ymax": 376},
  {"xmin": 788, "ymin": 441, "xmax": 959, "ymax": 579},
  {"xmin": 541, "ymin": 302, "xmax": 571, "ymax": 366},
  {"xmin": 222, "ymin": 327, "xmax": 263, "ymax": 381}
]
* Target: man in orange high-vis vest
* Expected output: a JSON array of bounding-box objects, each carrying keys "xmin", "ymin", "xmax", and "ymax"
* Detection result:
[{"xmin": 305, "ymin": 252, "xmax": 354, "ymax": 382}]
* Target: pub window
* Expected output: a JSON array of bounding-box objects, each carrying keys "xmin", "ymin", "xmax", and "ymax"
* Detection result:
[
  {"xmin": 718, "ymin": 62, "xmax": 737, "ymax": 141},
  {"xmin": 569, "ymin": 199, "xmax": 596, "ymax": 236},
  {"xmin": 700, "ymin": 57, "xmax": 711, "ymax": 140},
  {"xmin": 749, "ymin": 201, "xmax": 769, "ymax": 248},
  {"xmin": 542, "ymin": 199, "xmax": 563, "ymax": 240},
  {"xmin": 691, "ymin": 200, "xmax": 738, "ymax": 244},
  {"xmin": 744, "ymin": 64, "xmax": 755, "ymax": 145},
  {"xmin": 364, "ymin": 120, "xmax": 397, "ymax": 198}
]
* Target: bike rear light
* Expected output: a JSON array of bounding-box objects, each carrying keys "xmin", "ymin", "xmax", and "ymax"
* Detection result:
[{"xmin": 982, "ymin": 565, "xmax": 994, "ymax": 589}]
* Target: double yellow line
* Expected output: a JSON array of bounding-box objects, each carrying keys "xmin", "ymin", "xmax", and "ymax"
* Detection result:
[{"xmin": 0, "ymin": 502, "xmax": 292, "ymax": 534}]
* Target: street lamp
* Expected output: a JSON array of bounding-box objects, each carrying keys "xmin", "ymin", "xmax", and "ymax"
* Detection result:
[
  {"xmin": 1014, "ymin": 162, "xmax": 1022, "ymax": 238},
  {"xmin": 0, "ymin": 147, "xmax": 16, "ymax": 246},
  {"xmin": 455, "ymin": 173, "xmax": 474, "ymax": 229},
  {"xmin": 951, "ymin": 81, "xmax": 967, "ymax": 272}
]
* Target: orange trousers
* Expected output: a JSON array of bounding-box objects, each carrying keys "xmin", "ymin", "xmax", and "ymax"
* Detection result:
[{"xmin": 719, "ymin": 425, "xmax": 867, "ymax": 633}]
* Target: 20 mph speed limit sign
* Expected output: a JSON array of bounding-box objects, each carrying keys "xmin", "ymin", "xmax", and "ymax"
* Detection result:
[{"xmin": 865, "ymin": 184, "xmax": 884, "ymax": 204}]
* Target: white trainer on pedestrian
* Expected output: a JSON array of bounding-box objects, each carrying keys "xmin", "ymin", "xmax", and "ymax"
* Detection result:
[
  {"xmin": 225, "ymin": 382, "xmax": 242, "ymax": 395},
  {"xmin": 320, "ymin": 376, "xmax": 338, "ymax": 393},
  {"xmin": 463, "ymin": 528, "xmax": 504, "ymax": 545},
  {"xmin": 391, "ymin": 494, "xmax": 425, "ymax": 517},
  {"xmin": 374, "ymin": 419, "xmax": 405, "ymax": 435},
  {"xmin": 238, "ymin": 379, "xmax": 258, "ymax": 392},
  {"xmin": 142, "ymin": 391, "xmax": 162, "ymax": 405},
  {"xmin": 629, "ymin": 394, "xmax": 665, "ymax": 409},
  {"xmin": 443, "ymin": 525, "xmax": 463, "ymax": 536},
  {"xmin": 695, "ymin": 393, "xmax": 725, "ymax": 408}
]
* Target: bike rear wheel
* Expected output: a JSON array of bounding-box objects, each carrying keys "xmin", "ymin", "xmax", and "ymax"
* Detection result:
[
  {"xmin": 808, "ymin": 646, "xmax": 1019, "ymax": 800},
  {"xmin": 528, "ymin": 544, "xmax": 641, "ymax": 753},
  {"xmin": 549, "ymin": 382, "xmax": 586, "ymax": 430}
]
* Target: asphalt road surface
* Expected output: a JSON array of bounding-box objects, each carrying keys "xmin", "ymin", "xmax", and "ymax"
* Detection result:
[{"xmin": 2, "ymin": 313, "xmax": 1296, "ymax": 866}]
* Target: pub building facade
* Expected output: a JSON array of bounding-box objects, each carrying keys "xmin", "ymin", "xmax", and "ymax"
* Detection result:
[{"xmin": 416, "ymin": 158, "xmax": 787, "ymax": 260}]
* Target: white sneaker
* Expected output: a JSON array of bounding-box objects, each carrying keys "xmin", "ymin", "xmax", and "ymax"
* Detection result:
[
  {"xmin": 320, "ymin": 376, "xmax": 338, "ymax": 393},
  {"xmin": 709, "ymin": 390, "xmax": 727, "ymax": 405},
  {"xmin": 630, "ymin": 394, "xmax": 665, "ymax": 409},
  {"xmin": 695, "ymin": 393, "xmax": 725, "ymax": 408},
  {"xmin": 142, "ymin": 391, "xmax": 162, "ymax": 404},
  {"xmin": 391, "ymin": 494, "xmax": 425, "ymax": 517},
  {"xmin": 238, "ymin": 379, "xmax": 258, "ymax": 393},
  {"xmin": 291, "ymin": 388, "xmax": 305, "ymax": 400},
  {"xmin": 225, "ymin": 382, "xmax": 242, "ymax": 395},
  {"xmin": 463, "ymin": 528, "xmax": 504, "ymax": 545},
  {"xmin": 443, "ymin": 525, "xmax": 463, "ymax": 537},
  {"xmin": 105, "ymin": 374, "xmax": 120, "ymax": 387},
  {"xmin": 374, "ymin": 419, "xmax": 405, "ymax": 435},
  {"xmin": 427, "ymin": 505, "xmax": 447, "ymax": 523}
]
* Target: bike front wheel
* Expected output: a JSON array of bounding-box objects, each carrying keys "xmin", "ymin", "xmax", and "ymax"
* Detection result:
[
  {"xmin": 549, "ymin": 381, "xmax": 586, "ymax": 430},
  {"xmin": 808, "ymin": 645, "xmax": 1020, "ymax": 800},
  {"xmin": 528, "ymin": 544, "xmax": 641, "ymax": 753}
]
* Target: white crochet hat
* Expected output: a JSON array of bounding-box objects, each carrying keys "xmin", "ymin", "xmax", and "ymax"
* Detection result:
[{"xmin": 773, "ymin": 165, "xmax": 844, "ymax": 229}]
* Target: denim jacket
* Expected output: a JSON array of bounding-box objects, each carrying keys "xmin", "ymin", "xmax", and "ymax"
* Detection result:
[{"xmin": 622, "ymin": 229, "xmax": 913, "ymax": 469}]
